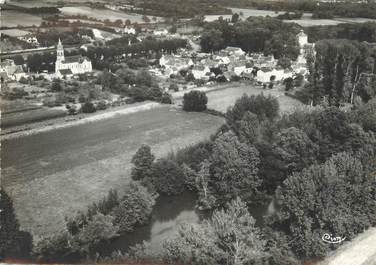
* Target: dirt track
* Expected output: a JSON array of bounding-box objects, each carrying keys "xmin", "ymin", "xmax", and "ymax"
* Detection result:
[{"xmin": 319, "ymin": 228, "xmax": 376, "ymax": 265}]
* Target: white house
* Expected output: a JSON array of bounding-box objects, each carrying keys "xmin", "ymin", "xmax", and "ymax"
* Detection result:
[
  {"xmin": 153, "ymin": 29, "xmax": 169, "ymax": 36},
  {"xmin": 124, "ymin": 26, "xmax": 136, "ymax": 35},
  {"xmin": 159, "ymin": 54, "xmax": 193, "ymax": 76},
  {"xmin": 55, "ymin": 39, "xmax": 92, "ymax": 78},
  {"xmin": 254, "ymin": 67, "xmax": 293, "ymax": 83},
  {"xmin": 18, "ymin": 35, "xmax": 39, "ymax": 46},
  {"xmin": 192, "ymin": 65, "xmax": 211, "ymax": 80}
]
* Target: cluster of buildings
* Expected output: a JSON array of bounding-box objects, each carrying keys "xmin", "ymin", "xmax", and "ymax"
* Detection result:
[
  {"xmin": 2, "ymin": 29, "xmax": 314, "ymax": 91},
  {"xmin": 0, "ymin": 59, "xmax": 27, "ymax": 82},
  {"xmin": 156, "ymin": 30, "xmax": 314, "ymax": 84},
  {"xmin": 1, "ymin": 39, "xmax": 93, "ymax": 83}
]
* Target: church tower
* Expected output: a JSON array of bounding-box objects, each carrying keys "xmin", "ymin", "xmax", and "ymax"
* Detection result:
[
  {"xmin": 55, "ymin": 38, "xmax": 64, "ymax": 74},
  {"xmin": 56, "ymin": 38, "xmax": 65, "ymax": 62}
]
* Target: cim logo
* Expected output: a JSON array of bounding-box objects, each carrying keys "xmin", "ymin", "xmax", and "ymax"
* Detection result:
[{"xmin": 322, "ymin": 233, "xmax": 346, "ymax": 244}]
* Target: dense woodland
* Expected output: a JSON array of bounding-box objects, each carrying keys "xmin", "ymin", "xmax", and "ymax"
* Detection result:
[
  {"xmin": 200, "ymin": 17, "xmax": 301, "ymax": 60},
  {"xmin": 125, "ymin": 0, "xmax": 376, "ymax": 19},
  {"xmin": 300, "ymin": 39, "xmax": 376, "ymax": 106},
  {"xmin": 135, "ymin": 0, "xmax": 231, "ymax": 18},
  {"xmin": 217, "ymin": 0, "xmax": 376, "ymax": 19},
  {"xmin": 1, "ymin": 4, "xmax": 61, "ymax": 14},
  {"xmin": 306, "ymin": 22, "xmax": 376, "ymax": 43}
]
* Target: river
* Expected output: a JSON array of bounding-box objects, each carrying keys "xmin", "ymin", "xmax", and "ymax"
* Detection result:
[{"xmin": 102, "ymin": 191, "xmax": 272, "ymax": 257}]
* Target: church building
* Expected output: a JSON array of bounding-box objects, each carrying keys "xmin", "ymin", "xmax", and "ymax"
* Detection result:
[{"xmin": 55, "ymin": 39, "xmax": 92, "ymax": 78}]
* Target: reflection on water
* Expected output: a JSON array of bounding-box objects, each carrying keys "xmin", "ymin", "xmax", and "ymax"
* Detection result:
[
  {"xmin": 107, "ymin": 191, "xmax": 203, "ymax": 255},
  {"xmin": 105, "ymin": 192, "xmax": 272, "ymax": 256}
]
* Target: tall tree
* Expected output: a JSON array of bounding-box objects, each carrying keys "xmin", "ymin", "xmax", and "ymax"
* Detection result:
[
  {"xmin": 197, "ymin": 132, "xmax": 261, "ymax": 208},
  {"xmin": 163, "ymin": 198, "xmax": 267, "ymax": 265},
  {"xmin": 269, "ymin": 152, "xmax": 376, "ymax": 259},
  {"xmin": 0, "ymin": 188, "xmax": 32, "ymax": 259},
  {"xmin": 131, "ymin": 144, "xmax": 155, "ymax": 181}
]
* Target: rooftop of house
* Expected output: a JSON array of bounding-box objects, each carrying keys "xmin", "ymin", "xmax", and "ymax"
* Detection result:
[
  {"xmin": 0, "ymin": 71, "xmax": 9, "ymax": 80},
  {"xmin": 0, "ymin": 59, "xmax": 15, "ymax": 68},
  {"xmin": 59, "ymin": 69, "xmax": 73, "ymax": 75},
  {"xmin": 192, "ymin": 65, "xmax": 208, "ymax": 71},
  {"xmin": 161, "ymin": 55, "xmax": 192, "ymax": 66},
  {"xmin": 62, "ymin": 55, "xmax": 90, "ymax": 64},
  {"xmin": 224, "ymin": 46, "xmax": 244, "ymax": 52},
  {"xmin": 297, "ymin": 30, "xmax": 307, "ymax": 38},
  {"xmin": 14, "ymin": 66, "xmax": 25, "ymax": 74}
]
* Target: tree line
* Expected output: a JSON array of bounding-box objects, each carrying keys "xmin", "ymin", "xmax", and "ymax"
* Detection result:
[
  {"xmin": 84, "ymin": 37, "xmax": 187, "ymax": 70},
  {"xmin": 298, "ymin": 39, "xmax": 376, "ymax": 106},
  {"xmin": 305, "ymin": 22, "xmax": 376, "ymax": 43},
  {"xmin": 135, "ymin": 0, "xmax": 231, "ymax": 18},
  {"xmin": 200, "ymin": 17, "xmax": 301, "ymax": 61},
  {"xmin": 216, "ymin": 0, "xmax": 376, "ymax": 19}
]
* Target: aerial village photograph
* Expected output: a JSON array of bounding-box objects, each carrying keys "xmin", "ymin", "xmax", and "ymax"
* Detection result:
[{"xmin": 0, "ymin": 0, "xmax": 376, "ymax": 264}]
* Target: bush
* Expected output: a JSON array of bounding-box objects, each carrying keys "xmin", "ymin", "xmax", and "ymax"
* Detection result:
[
  {"xmin": 78, "ymin": 94, "xmax": 86, "ymax": 103},
  {"xmin": 169, "ymin": 83, "xmax": 179, "ymax": 92},
  {"xmin": 111, "ymin": 183, "xmax": 156, "ymax": 232},
  {"xmin": 183, "ymin": 90, "xmax": 208, "ymax": 112},
  {"xmin": 81, "ymin": 102, "xmax": 96, "ymax": 113},
  {"xmin": 151, "ymin": 158, "xmax": 186, "ymax": 195},
  {"xmin": 19, "ymin": 76, "xmax": 29, "ymax": 84},
  {"xmin": 226, "ymin": 93, "xmax": 280, "ymax": 131},
  {"xmin": 51, "ymin": 79, "xmax": 62, "ymax": 92},
  {"xmin": 96, "ymin": 101, "xmax": 107, "ymax": 110},
  {"xmin": 3, "ymin": 87, "xmax": 28, "ymax": 100},
  {"xmin": 277, "ymin": 57, "xmax": 292, "ymax": 69},
  {"xmin": 284, "ymin": 77, "xmax": 294, "ymax": 91},
  {"xmin": 43, "ymin": 98, "xmax": 57, "ymax": 107},
  {"xmin": 67, "ymin": 105, "xmax": 78, "ymax": 115},
  {"xmin": 159, "ymin": 93, "xmax": 172, "ymax": 104}
]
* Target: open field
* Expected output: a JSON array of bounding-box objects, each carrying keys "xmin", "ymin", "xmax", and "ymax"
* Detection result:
[
  {"xmin": 205, "ymin": 83, "xmax": 303, "ymax": 113},
  {"xmin": 1, "ymin": 107, "xmax": 67, "ymax": 128},
  {"xmin": 0, "ymin": 99, "xmax": 41, "ymax": 114},
  {"xmin": 59, "ymin": 6, "xmax": 163, "ymax": 23},
  {"xmin": 173, "ymin": 82, "xmax": 303, "ymax": 114},
  {"xmin": 0, "ymin": 10, "xmax": 42, "ymax": 27},
  {"xmin": 1, "ymin": 105, "xmax": 224, "ymax": 238},
  {"xmin": 204, "ymin": 7, "xmax": 376, "ymax": 26}
]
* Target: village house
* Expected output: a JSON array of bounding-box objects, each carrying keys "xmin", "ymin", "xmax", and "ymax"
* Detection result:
[
  {"xmin": 251, "ymin": 53, "xmax": 276, "ymax": 68},
  {"xmin": 18, "ymin": 34, "xmax": 39, "ymax": 46},
  {"xmin": 55, "ymin": 39, "xmax": 92, "ymax": 78},
  {"xmin": 153, "ymin": 29, "xmax": 169, "ymax": 36},
  {"xmin": 222, "ymin": 46, "xmax": 245, "ymax": 57},
  {"xmin": 254, "ymin": 67, "xmax": 293, "ymax": 83},
  {"xmin": 191, "ymin": 64, "xmax": 211, "ymax": 80},
  {"xmin": 123, "ymin": 26, "xmax": 136, "ymax": 35},
  {"xmin": 159, "ymin": 54, "xmax": 193, "ymax": 76},
  {"xmin": 0, "ymin": 59, "xmax": 27, "ymax": 81}
]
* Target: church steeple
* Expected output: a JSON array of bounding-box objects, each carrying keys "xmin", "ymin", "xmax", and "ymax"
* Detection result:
[{"xmin": 56, "ymin": 38, "xmax": 64, "ymax": 62}]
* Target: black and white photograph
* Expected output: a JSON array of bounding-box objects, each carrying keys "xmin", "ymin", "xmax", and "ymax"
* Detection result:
[{"xmin": 1, "ymin": 0, "xmax": 376, "ymax": 264}]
